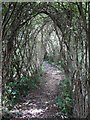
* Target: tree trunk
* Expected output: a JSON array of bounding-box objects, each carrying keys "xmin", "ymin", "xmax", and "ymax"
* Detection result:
[{"xmin": 87, "ymin": 2, "xmax": 90, "ymax": 119}]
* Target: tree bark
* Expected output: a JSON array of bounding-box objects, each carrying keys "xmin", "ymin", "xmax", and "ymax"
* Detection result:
[{"xmin": 87, "ymin": 2, "xmax": 90, "ymax": 119}]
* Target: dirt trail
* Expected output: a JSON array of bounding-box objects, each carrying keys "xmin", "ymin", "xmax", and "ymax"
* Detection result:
[{"xmin": 11, "ymin": 61, "xmax": 64, "ymax": 119}]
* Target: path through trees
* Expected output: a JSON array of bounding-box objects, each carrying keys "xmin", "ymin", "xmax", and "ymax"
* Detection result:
[
  {"xmin": 8, "ymin": 61, "xmax": 64, "ymax": 119},
  {"xmin": 2, "ymin": 2, "xmax": 90, "ymax": 119}
]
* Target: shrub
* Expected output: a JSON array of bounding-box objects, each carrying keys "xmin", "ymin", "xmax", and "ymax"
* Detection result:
[
  {"xmin": 3, "ymin": 72, "xmax": 42, "ymax": 110},
  {"xmin": 55, "ymin": 79, "xmax": 73, "ymax": 117}
]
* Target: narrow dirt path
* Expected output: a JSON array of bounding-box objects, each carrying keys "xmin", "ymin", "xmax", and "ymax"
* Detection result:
[{"xmin": 11, "ymin": 61, "xmax": 64, "ymax": 119}]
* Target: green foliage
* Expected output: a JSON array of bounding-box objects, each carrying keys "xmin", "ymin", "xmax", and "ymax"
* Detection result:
[
  {"xmin": 45, "ymin": 55, "xmax": 54, "ymax": 64},
  {"xmin": 3, "ymin": 72, "xmax": 42, "ymax": 110},
  {"xmin": 2, "ymin": 3, "xmax": 8, "ymax": 16},
  {"xmin": 55, "ymin": 79, "xmax": 73, "ymax": 117}
]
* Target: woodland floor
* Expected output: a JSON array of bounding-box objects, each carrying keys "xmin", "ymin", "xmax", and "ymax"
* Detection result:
[{"xmin": 10, "ymin": 61, "xmax": 65, "ymax": 119}]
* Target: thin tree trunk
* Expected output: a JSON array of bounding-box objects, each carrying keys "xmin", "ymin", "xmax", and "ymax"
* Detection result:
[{"xmin": 87, "ymin": 2, "xmax": 90, "ymax": 118}]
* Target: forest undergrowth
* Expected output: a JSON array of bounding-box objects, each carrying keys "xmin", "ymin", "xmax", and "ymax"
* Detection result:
[{"xmin": 2, "ymin": 61, "xmax": 70, "ymax": 120}]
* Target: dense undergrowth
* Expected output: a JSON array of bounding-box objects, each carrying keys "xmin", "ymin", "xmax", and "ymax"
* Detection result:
[
  {"xmin": 56, "ymin": 79, "xmax": 73, "ymax": 118},
  {"xmin": 3, "ymin": 69, "xmax": 43, "ymax": 110}
]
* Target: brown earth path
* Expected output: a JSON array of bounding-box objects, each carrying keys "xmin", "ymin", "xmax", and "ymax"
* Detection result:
[{"xmin": 10, "ymin": 61, "xmax": 64, "ymax": 119}]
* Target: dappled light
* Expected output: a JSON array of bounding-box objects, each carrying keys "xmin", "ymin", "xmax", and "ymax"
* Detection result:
[
  {"xmin": 7, "ymin": 62, "xmax": 64, "ymax": 119},
  {"xmin": 2, "ymin": 2, "xmax": 90, "ymax": 120}
]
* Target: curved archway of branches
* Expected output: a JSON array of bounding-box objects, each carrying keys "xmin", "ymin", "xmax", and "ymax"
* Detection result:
[{"xmin": 2, "ymin": 2, "xmax": 90, "ymax": 119}]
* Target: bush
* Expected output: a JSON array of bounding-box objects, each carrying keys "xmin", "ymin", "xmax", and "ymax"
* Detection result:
[
  {"xmin": 55, "ymin": 79, "xmax": 73, "ymax": 117},
  {"xmin": 3, "ymin": 72, "xmax": 42, "ymax": 110}
]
